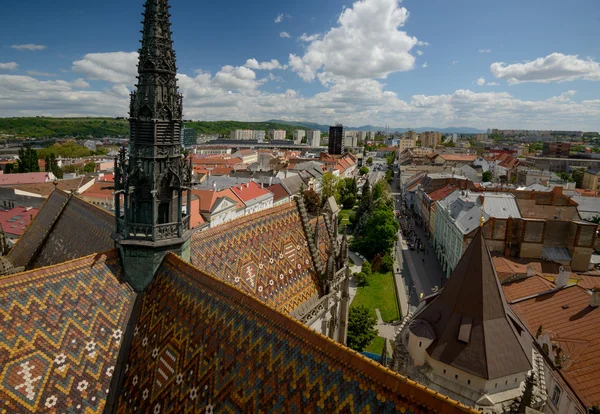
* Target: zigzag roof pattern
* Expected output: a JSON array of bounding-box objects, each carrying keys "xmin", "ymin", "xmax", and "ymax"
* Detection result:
[
  {"xmin": 118, "ymin": 253, "xmax": 476, "ymax": 414},
  {"xmin": 189, "ymin": 202, "xmax": 320, "ymax": 314},
  {"xmin": 0, "ymin": 250, "xmax": 135, "ymax": 413},
  {"xmin": 8, "ymin": 189, "xmax": 115, "ymax": 270}
]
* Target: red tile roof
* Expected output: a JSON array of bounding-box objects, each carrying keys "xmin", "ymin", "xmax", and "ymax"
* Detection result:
[
  {"xmin": 230, "ymin": 181, "xmax": 271, "ymax": 203},
  {"xmin": 191, "ymin": 188, "xmax": 243, "ymax": 213},
  {"xmin": 0, "ymin": 172, "xmax": 53, "ymax": 186},
  {"xmin": 511, "ymin": 286, "xmax": 600, "ymax": 407},
  {"xmin": 0, "ymin": 206, "xmax": 39, "ymax": 236},
  {"xmin": 439, "ymin": 154, "xmax": 477, "ymax": 162},
  {"xmin": 493, "ymin": 255, "xmax": 562, "ymax": 283},
  {"xmin": 502, "ymin": 275, "xmax": 555, "ymax": 303},
  {"xmin": 266, "ymin": 183, "xmax": 289, "ymax": 203},
  {"xmin": 79, "ymin": 182, "xmax": 114, "ymax": 200},
  {"xmin": 427, "ymin": 184, "xmax": 456, "ymax": 201}
]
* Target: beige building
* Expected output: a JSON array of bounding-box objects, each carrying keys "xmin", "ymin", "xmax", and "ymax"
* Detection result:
[
  {"xmin": 270, "ymin": 129, "xmax": 286, "ymax": 140},
  {"xmin": 405, "ymin": 130, "xmax": 418, "ymax": 141},
  {"xmin": 582, "ymin": 168, "xmax": 600, "ymax": 190},
  {"xmin": 293, "ymin": 130, "xmax": 306, "ymax": 145},
  {"xmin": 420, "ymin": 131, "xmax": 442, "ymax": 148},
  {"xmin": 475, "ymin": 134, "xmax": 489, "ymax": 142},
  {"xmin": 230, "ymin": 129, "xmax": 265, "ymax": 141},
  {"xmin": 307, "ymin": 130, "xmax": 321, "ymax": 147},
  {"xmin": 398, "ymin": 137, "xmax": 417, "ymax": 151}
]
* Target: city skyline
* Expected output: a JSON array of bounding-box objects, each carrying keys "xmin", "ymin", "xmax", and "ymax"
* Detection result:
[{"xmin": 0, "ymin": 0, "xmax": 599, "ymax": 130}]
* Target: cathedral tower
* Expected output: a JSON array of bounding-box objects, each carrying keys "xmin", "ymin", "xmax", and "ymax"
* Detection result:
[{"xmin": 114, "ymin": 0, "xmax": 193, "ymax": 291}]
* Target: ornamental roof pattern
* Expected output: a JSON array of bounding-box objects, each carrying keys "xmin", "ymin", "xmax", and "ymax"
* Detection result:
[
  {"xmin": 8, "ymin": 190, "xmax": 115, "ymax": 270},
  {"xmin": 190, "ymin": 203, "xmax": 320, "ymax": 314},
  {"xmin": 118, "ymin": 254, "xmax": 475, "ymax": 414},
  {"xmin": 311, "ymin": 215, "xmax": 333, "ymax": 267},
  {"xmin": 0, "ymin": 250, "xmax": 135, "ymax": 413}
]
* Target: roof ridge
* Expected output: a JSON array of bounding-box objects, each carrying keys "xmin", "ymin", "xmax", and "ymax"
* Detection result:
[
  {"xmin": 0, "ymin": 248, "xmax": 121, "ymax": 284},
  {"xmin": 162, "ymin": 253, "xmax": 477, "ymax": 413}
]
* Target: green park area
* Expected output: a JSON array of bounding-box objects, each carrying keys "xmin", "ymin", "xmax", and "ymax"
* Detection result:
[
  {"xmin": 350, "ymin": 271, "xmax": 400, "ymax": 322},
  {"xmin": 364, "ymin": 336, "xmax": 389, "ymax": 355}
]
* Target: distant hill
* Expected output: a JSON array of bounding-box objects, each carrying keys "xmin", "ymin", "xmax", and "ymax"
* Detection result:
[
  {"xmin": 269, "ymin": 120, "xmax": 486, "ymax": 134},
  {"xmin": 0, "ymin": 118, "xmax": 314, "ymax": 139},
  {"xmin": 0, "ymin": 117, "xmax": 486, "ymax": 139}
]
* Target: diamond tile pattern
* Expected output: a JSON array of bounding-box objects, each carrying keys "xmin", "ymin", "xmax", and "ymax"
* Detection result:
[
  {"xmin": 313, "ymin": 216, "xmax": 332, "ymax": 266},
  {"xmin": 118, "ymin": 254, "xmax": 474, "ymax": 414},
  {"xmin": 190, "ymin": 203, "xmax": 320, "ymax": 314},
  {"xmin": 0, "ymin": 250, "xmax": 135, "ymax": 413}
]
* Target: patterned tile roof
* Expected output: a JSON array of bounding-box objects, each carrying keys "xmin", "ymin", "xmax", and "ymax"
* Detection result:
[
  {"xmin": 118, "ymin": 254, "xmax": 476, "ymax": 414},
  {"xmin": 190, "ymin": 203, "xmax": 320, "ymax": 314},
  {"xmin": 8, "ymin": 190, "xmax": 115, "ymax": 270},
  {"xmin": 311, "ymin": 215, "xmax": 333, "ymax": 267},
  {"xmin": 0, "ymin": 250, "xmax": 135, "ymax": 413}
]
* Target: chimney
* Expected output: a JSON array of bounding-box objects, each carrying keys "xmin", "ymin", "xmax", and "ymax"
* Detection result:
[
  {"xmin": 591, "ymin": 287, "xmax": 600, "ymax": 308},
  {"xmin": 556, "ymin": 266, "xmax": 569, "ymax": 289},
  {"xmin": 526, "ymin": 266, "xmax": 536, "ymax": 277}
]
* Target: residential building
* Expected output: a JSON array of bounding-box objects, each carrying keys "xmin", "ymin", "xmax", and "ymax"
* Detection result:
[
  {"xmin": 232, "ymin": 149, "xmax": 258, "ymax": 164},
  {"xmin": 475, "ymin": 134, "xmax": 488, "ymax": 142},
  {"xmin": 516, "ymin": 168, "xmax": 552, "ymax": 187},
  {"xmin": 307, "ymin": 130, "xmax": 321, "ymax": 147},
  {"xmin": 293, "ymin": 129, "xmax": 306, "ymax": 145},
  {"xmin": 270, "ymin": 129, "xmax": 286, "ymax": 140},
  {"xmin": 344, "ymin": 135, "xmax": 358, "ymax": 148},
  {"xmin": 230, "ymin": 129, "xmax": 266, "ymax": 141},
  {"xmin": 392, "ymin": 230, "xmax": 540, "ymax": 412},
  {"xmin": 405, "ymin": 130, "xmax": 418, "ymax": 141},
  {"xmin": 265, "ymin": 183, "xmax": 291, "ymax": 206},
  {"xmin": 231, "ymin": 180, "xmax": 274, "ymax": 216},
  {"xmin": 582, "ymin": 168, "xmax": 600, "ymax": 190},
  {"xmin": 433, "ymin": 154, "xmax": 477, "ymax": 167},
  {"xmin": 543, "ymin": 142, "xmax": 571, "ymax": 158},
  {"xmin": 358, "ymin": 130, "xmax": 367, "ymax": 143},
  {"xmin": 420, "ymin": 131, "xmax": 442, "ymax": 148},
  {"xmin": 328, "ymin": 125, "xmax": 344, "ymax": 155},
  {"xmin": 398, "ymin": 138, "xmax": 417, "ymax": 151},
  {"xmin": 525, "ymin": 156, "xmax": 600, "ymax": 173},
  {"xmin": 434, "ymin": 191, "xmax": 521, "ymax": 276},
  {"xmin": 367, "ymin": 131, "xmax": 376, "ymax": 140}
]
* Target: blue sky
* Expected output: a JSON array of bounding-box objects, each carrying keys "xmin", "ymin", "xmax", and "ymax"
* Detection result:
[{"xmin": 1, "ymin": 0, "xmax": 599, "ymax": 130}]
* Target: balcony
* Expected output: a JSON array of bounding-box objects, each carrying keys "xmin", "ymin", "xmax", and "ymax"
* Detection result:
[{"xmin": 118, "ymin": 215, "xmax": 192, "ymax": 241}]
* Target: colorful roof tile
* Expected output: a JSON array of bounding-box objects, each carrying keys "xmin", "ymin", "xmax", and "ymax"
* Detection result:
[
  {"xmin": 0, "ymin": 250, "xmax": 135, "ymax": 413},
  {"xmin": 190, "ymin": 203, "xmax": 320, "ymax": 314},
  {"xmin": 311, "ymin": 215, "xmax": 333, "ymax": 267},
  {"xmin": 8, "ymin": 190, "xmax": 115, "ymax": 270},
  {"xmin": 118, "ymin": 253, "xmax": 476, "ymax": 414}
]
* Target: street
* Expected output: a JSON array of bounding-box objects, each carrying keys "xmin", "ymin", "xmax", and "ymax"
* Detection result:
[{"xmin": 391, "ymin": 167, "xmax": 446, "ymax": 313}]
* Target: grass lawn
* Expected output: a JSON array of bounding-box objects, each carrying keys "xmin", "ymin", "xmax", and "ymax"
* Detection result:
[
  {"xmin": 350, "ymin": 271, "xmax": 400, "ymax": 322},
  {"xmin": 365, "ymin": 336, "xmax": 388, "ymax": 355},
  {"xmin": 338, "ymin": 208, "xmax": 353, "ymax": 228}
]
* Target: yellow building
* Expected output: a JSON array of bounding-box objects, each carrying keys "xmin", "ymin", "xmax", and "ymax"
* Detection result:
[
  {"xmin": 420, "ymin": 131, "xmax": 442, "ymax": 148},
  {"xmin": 398, "ymin": 138, "xmax": 417, "ymax": 151},
  {"xmin": 582, "ymin": 168, "xmax": 600, "ymax": 190}
]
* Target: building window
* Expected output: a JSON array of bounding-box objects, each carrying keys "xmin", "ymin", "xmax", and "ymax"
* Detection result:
[
  {"xmin": 467, "ymin": 380, "xmax": 471, "ymax": 385},
  {"xmin": 419, "ymin": 341, "xmax": 422, "ymax": 347},
  {"xmin": 455, "ymin": 374, "xmax": 458, "ymax": 380},
  {"xmin": 443, "ymin": 369, "xmax": 446, "ymax": 375},
  {"xmin": 551, "ymin": 385, "xmax": 561, "ymax": 406}
]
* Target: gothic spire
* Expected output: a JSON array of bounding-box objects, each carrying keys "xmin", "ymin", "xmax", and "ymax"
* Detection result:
[{"xmin": 130, "ymin": 0, "xmax": 182, "ymax": 123}]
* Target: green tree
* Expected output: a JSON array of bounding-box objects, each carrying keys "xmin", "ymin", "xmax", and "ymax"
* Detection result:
[
  {"xmin": 557, "ymin": 172, "xmax": 573, "ymax": 182},
  {"xmin": 361, "ymin": 261, "xmax": 372, "ymax": 278},
  {"xmin": 528, "ymin": 142, "xmax": 543, "ymax": 152},
  {"xmin": 341, "ymin": 194, "xmax": 356, "ymax": 209},
  {"xmin": 572, "ymin": 169, "xmax": 586, "ymax": 189},
  {"xmin": 16, "ymin": 146, "xmax": 40, "ymax": 173},
  {"xmin": 366, "ymin": 157, "xmax": 373, "ymax": 166},
  {"xmin": 3, "ymin": 163, "xmax": 15, "ymax": 174},
  {"xmin": 354, "ymin": 179, "xmax": 374, "ymax": 236},
  {"xmin": 380, "ymin": 253, "xmax": 394, "ymax": 273},
  {"xmin": 354, "ymin": 272, "xmax": 368, "ymax": 287},
  {"xmin": 347, "ymin": 306, "xmax": 378, "ymax": 352},
  {"xmin": 302, "ymin": 188, "xmax": 321, "ymax": 215},
  {"xmin": 353, "ymin": 205, "xmax": 399, "ymax": 258},
  {"xmin": 359, "ymin": 166, "xmax": 369, "ymax": 176},
  {"xmin": 321, "ymin": 172, "xmax": 338, "ymax": 201},
  {"xmin": 482, "ymin": 171, "xmax": 493, "ymax": 182},
  {"xmin": 444, "ymin": 141, "xmax": 456, "ymax": 148},
  {"xmin": 84, "ymin": 162, "xmax": 96, "ymax": 173}
]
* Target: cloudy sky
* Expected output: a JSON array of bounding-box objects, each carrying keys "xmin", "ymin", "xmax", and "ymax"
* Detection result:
[{"xmin": 1, "ymin": 0, "xmax": 599, "ymax": 130}]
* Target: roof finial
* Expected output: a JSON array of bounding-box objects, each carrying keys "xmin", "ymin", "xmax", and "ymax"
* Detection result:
[{"xmin": 479, "ymin": 196, "xmax": 486, "ymax": 227}]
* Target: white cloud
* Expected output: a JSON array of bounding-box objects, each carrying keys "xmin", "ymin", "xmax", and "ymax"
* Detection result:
[
  {"xmin": 416, "ymin": 50, "xmax": 423, "ymax": 56},
  {"xmin": 0, "ymin": 62, "xmax": 18, "ymax": 71},
  {"xmin": 2, "ymin": 49, "xmax": 600, "ymax": 131},
  {"xmin": 27, "ymin": 70, "xmax": 56, "ymax": 77},
  {"xmin": 288, "ymin": 0, "xmax": 420, "ymax": 82},
  {"xmin": 487, "ymin": 82, "xmax": 499, "ymax": 86},
  {"xmin": 479, "ymin": 49, "xmax": 491, "ymax": 53},
  {"xmin": 491, "ymin": 53, "xmax": 600, "ymax": 84},
  {"xmin": 280, "ymin": 31, "xmax": 291, "ymax": 39},
  {"xmin": 11, "ymin": 44, "xmax": 46, "ymax": 51},
  {"xmin": 298, "ymin": 33, "xmax": 321, "ymax": 42},
  {"xmin": 244, "ymin": 58, "xmax": 285, "ymax": 70},
  {"xmin": 452, "ymin": 60, "xmax": 459, "ymax": 65},
  {"xmin": 422, "ymin": 62, "xmax": 428, "ymax": 68},
  {"xmin": 476, "ymin": 77, "xmax": 486, "ymax": 86},
  {"xmin": 275, "ymin": 13, "xmax": 291, "ymax": 23},
  {"xmin": 72, "ymin": 51, "xmax": 138, "ymax": 84}
]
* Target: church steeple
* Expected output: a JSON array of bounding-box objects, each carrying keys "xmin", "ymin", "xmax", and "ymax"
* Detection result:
[{"xmin": 114, "ymin": 0, "xmax": 193, "ymax": 292}]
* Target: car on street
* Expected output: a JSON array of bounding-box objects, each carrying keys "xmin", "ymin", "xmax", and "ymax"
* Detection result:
[{"xmin": 408, "ymin": 243, "xmax": 415, "ymax": 250}]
